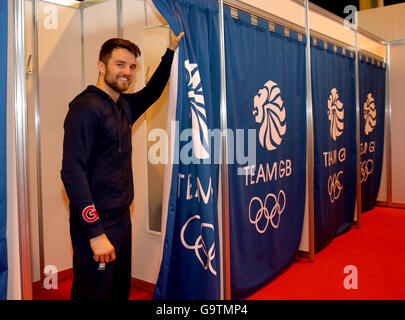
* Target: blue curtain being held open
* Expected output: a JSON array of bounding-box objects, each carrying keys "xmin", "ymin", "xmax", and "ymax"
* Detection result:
[
  {"xmin": 311, "ymin": 40, "xmax": 357, "ymax": 252},
  {"xmin": 359, "ymin": 58, "xmax": 386, "ymax": 212},
  {"xmin": 224, "ymin": 7, "xmax": 307, "ymax": 299},
  {"xmin": 152, "ymin": 0, "xmax": 221, "ymax": 300},
  {"xmin": 0, "ymin": 0, "xmax": 8, "ymax": 301}
]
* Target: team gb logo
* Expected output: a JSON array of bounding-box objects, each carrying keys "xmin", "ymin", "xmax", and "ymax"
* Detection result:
[
  {"xmin": 184, "ymin": 60, "xmax": 210, "ymax": 160},
  {"xmin": 252, "ymin": 80, "xmax": 286, "ymax": 151},
  {"xmin": 328, "ymin": 88, "xmax": 344, "ymax": 141},
  {"xmin": 363, "ymin": 93, "xmax": 376, "ymax": 135}
]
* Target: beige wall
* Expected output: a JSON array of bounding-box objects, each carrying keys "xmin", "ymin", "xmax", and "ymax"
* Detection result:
[
  {"xmin": 26, "ymin": 1, "xmax": 82, "ymax": 282},
  {"xmin": 38, "ymin": 3, "xmax": 82, "ymax": 278}
]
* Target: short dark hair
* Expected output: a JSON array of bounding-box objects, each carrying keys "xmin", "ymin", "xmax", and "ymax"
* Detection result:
[{"xmin": 99, "ymin": 38, "xmax": 141, "ymax": 65}]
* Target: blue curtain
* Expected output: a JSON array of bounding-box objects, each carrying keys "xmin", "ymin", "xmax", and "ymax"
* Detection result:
[
  {"xmin": 311, "ymin": 40, "xmax": 357, "ymax": 252},
  {"xmin": 152, "ymin": 0, "xmax": 221, "ymax": 300},
  {"xmin": 359, "ymin": 58, "xmax": 385, "ymax": 212},
  {"xmin": 224, "ymin": 7, "xmax": 307, "ymax": 299},
  {"xmin": 0, "ymin": 0, "xmax": 8, "ymax": 300}
]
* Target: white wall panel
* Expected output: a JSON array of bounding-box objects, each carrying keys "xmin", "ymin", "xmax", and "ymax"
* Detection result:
[
  {"xmin": 84, "ymin": 0, "xmax": 117, "ymax": 87},
  {"xmin": 390, "ymin": 44, "xmax": 405, "ymax": 204},
  {"xmin": 377, "ymin": 145, "xmax": 387, "ymax": 201},
  {"xmin": 122, "ymin": 0, "xmax": 146, "ymax": 93},
  {"xmin": 358, "ymin": 3, "xmax": 405, "ymax": 42},
  {"xmin": 145, "ymin": 0, "xmax": 166, "ymax": 27},
  {"xmin": 37, "ymin": 1, "xmax": 82, "ymax": 277}
]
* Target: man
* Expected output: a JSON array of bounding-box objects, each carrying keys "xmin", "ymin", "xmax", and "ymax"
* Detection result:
[{"xmin": 61, "ymin": 30, "xmax": 184, "ymax": 300}]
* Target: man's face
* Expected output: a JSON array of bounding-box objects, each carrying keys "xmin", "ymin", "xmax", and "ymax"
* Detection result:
[{"xmin": 102, "ymin": 48, "xmax": 137, "ymax": 93}]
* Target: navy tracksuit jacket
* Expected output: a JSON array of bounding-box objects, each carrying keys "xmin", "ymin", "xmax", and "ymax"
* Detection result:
[{"xmin": 61, "ymin": 48, "xmax": 174, "ymax": 238}]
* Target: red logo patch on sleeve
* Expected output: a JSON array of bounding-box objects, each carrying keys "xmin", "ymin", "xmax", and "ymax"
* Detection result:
[{"xmin": 82, "ymin": 205, "xmax": 99, "ymax": 223}]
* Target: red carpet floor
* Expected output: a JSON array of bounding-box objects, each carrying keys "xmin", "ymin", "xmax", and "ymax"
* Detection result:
[
  {"xmin": 247, "ymin": 206, "xmax": 405, "ymax": 300},
  {"xmin": 33, "ymin": 276, "xmax": 153, "ymax": 300},
  {"xmin": 33, "ymin": 206, "xmax": 405, "ymax": 300}
]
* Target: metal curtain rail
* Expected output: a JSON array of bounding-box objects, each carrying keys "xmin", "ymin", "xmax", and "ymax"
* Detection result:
[
  {"xmin": 80, "ymin": 2, "xmax": 85, "ymax": 89},
  {"xmin": 385, "ymin": 44, "xmax": 392, "ymax": 206},
  {"xmin": 14, "ymin": 0, "xmax": 33, "ymax": 300},
  {"xmin": 223, "ymin": 0, "xmax": 385, "ymax": 64},
  {"xmin": 218, "ymin": 0, "xmax": 231, "ymax": 301},
  {"xmin": 32, "ymin": 0, "xmax": 46, "ymax": 288},
  {"xmin": 116, "ymin": 0, "xmax": 123, "ymax": 38},
  {"xmin": 304, "ymin": 0, "xmax": 315, "ymax": 261},
  {"xmin": 380, "ymin": 39, "xmax": 405, "ymax": 208},
  {"xmin": 354, "ymin": 20, "xmax": 362, "ymax": 227},
  {"xmin": 389, "ymin": 39, "xmax": 405, "ymax": 46}
]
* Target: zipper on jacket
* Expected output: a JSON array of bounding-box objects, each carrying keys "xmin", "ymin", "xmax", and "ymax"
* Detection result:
[{"xmin": 113, "ymin": 100, "xmax": 122, "ymax": 153}]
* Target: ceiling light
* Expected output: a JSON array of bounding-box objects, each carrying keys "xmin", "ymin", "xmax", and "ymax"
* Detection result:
[{"xmin": 40, "ymin": 0, "xmax": 107, "ymax": 9}]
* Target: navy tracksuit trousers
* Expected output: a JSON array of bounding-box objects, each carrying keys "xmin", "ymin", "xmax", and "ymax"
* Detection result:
[{"xmin": 69, "ymin": 215, "xmax": 132, "ymax": 300}]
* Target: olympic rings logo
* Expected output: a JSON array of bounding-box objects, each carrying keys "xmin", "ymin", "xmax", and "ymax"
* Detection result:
[
  {"xmin": 360, "ymin": 159, "xmax": 373, "ymax": 183},
  {"xmin": 248, "ymin": 190, "xmax": 286, "ymax": 233},
  {"xmin": 328, "ymin": 171, "xmax": 343, "ymax": 203},
  {"xmin": 180, "ymin": 215, "xmax": 217, "ymax": 276}
]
